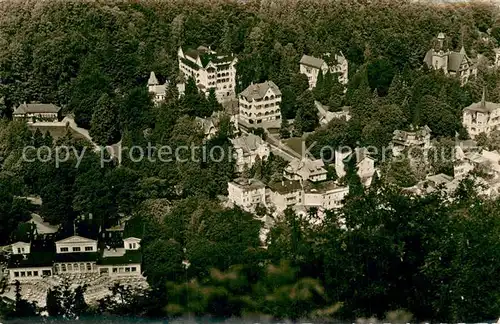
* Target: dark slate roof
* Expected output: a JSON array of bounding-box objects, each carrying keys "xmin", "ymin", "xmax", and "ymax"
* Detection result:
[
  {"xmin": 8, "ymin": 252, "xmax": 54, "ymax": 269},
  {"xmin": 8, "ymin": 240, "xmax": 55, "ymax": 269},
  {"xmin": 463, "ymin": 101, "xmax": 500, "ymax": 113},
  {"xmin": 13, "ymin": 103, "xmax": 61, "ymax": 115},
  {"xmin": 98, "ymin": 250, "xmax": 142, "ymax": 266},
  {"xmin": 55, "ymin": 252, "xmax": 99, "ymax": 263},
  {"xmin": 268, "ymin": 180, "xmax": 302, "ymax": 194},
  {"xmin": 447, "ymin": 51, "xmax": 466, "ymax": 72},
  {"xmin": 423, "ymin": 49, "xmax": 434, "ymax": 68},
  {"xmin": 239, "ymin": 81, "xmax": 281, "ymax": 101},
  {"xmin": 182, "ymin": 47, "xmax": 234, "ymax": 69}
]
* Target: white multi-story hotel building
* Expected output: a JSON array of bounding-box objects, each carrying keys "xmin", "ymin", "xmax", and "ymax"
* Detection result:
[
  {"xmin": 462, "ymin": 90, "xmax": 500, "ymax": 138},
  {"xmin": 299, "ymin": 52, "xmax": 348, "ymax": 90},
  {"xmin": 178, "ymin": 46, "xmax": 237, "ymax": 102},
  {"xmin": 238, "ymin": 81, "xmax": 282, "ymax": 127}
]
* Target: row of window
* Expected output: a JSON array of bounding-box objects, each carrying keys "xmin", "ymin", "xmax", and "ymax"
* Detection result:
[
  {"xmin": 241, "ymin": 109, "xmax": 280, "ymax": 117},
  {"xmin": 246, "ymin": 116, "xmax": 281, "ymax": 124},
  {"xmin": 112, "ymin": 266, "xmax": 137, "ymax": 273},
  {"xmin": 240, "ymin": 102, "xmax": 280, "ymax": 109},
  {"xmin": 59, "ymin": 246, "xmax": 94, "ymax": 252},
  {"xmin": 57, "ymin": 263, "xmax": 93, "ymax": 272},
  {"xmin": 14, "ymin": 270, "xmax": 40, "ymax": 277}
]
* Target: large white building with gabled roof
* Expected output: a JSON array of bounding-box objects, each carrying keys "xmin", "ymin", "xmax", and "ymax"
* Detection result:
[
  {"xmin": 462, "ymin": 89, "xmax": 500, "ymax": 138},
  {"xmin": 238, "ymin": 81, "xmax": 282, "ymax": 127},
  {"xmin": 178, "ymin": 46, "xmax": 237, "ymax": 102}
]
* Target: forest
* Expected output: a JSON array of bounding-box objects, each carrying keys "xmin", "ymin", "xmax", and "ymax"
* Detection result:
[{"xmin": 1, "ymin": 0, "xmax": 500, "ymax": 322}]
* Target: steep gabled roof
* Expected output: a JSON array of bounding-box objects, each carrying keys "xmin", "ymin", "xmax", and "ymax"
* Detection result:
[
  {"xmin": 148, "ymin": 71, "xmax": 159, "ymax": 85},
  {"xmin": 300, "ymin": 55, "xmax": 325, "ymax": 69},
  {"xmin": 14, "ymin": 103, "xmax": 61, "ymax": 115},
  {"xmin": 447, "ymin": 51, "xmax": 467, "ymax": 72},
  {"xmin": 239, "ymin": 81, "xmax": 281, "ymax": 101},
  {"xmin": 55, "ymin": 235, "xmax": 97, "ymax": 245},
  {"xmin": 231, "ymin": 133, "xmax": 265, "ymax": 154}
]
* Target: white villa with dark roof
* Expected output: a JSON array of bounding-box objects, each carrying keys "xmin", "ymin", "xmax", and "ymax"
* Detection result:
[
  {"xmin": 231, "ymin": 133, "xmax": 270, "ymax": 173},
  {"xmin": 13, "ymin": 103, "xmax": 61, "ymax": 123},
  {"xmin": 423, "ymin": 32, "xmax": 477, "ymax": 85},
  {"xmin": 178, "ymin": 46, "xmax": 237, "ymax": 102},
  {"xmin": 238, "ymin": 81, "xmax": 282, "ymax": 127},
  {"xmin": 299, "ymin": 52, "xmax": 348, "ymax": 90},
  {"xmin": 462, "ymin": 89, "xmax": 500, "ymax": 138}
]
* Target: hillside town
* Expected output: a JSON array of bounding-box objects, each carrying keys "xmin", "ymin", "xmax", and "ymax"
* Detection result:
[{"xmin": 3, "ymin": 0, "xmax": 500, "ymax": 322}]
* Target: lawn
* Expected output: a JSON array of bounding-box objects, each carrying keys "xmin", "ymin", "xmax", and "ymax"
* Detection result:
[{"xmin": 28, "ymin": 124, "xmax": 88, "ymax": 142}]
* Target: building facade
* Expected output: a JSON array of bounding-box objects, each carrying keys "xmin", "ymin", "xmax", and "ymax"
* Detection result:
[
  {"xmin": 13, "ymin": 103, "xmax": 61, "ymax": 123},
  {"xmin": 7, "ymin": 218, "xmax": 144, "ymax": 284},
  {"xmin": 238, "ymin": 81, "xmax": 282, "ymax": 127},
  {"xmin": 178, "ymin": 46, "xmax": 237, "ymax": 102},
  {"xmin": 284, "ymin": 158, "xmax": 328, "ymax": 183},
  {"xmin": 423, "ymin": 33, "xmax": 477, "ymax": 85},
  {"xmin": 462, "ymin": 90, "xmax": 500, "ymax": 138},
  {"xmin": 227, "ymin": 178, "xmax": 267, "ymax": 213},
  {"xmin": 299, "ymin": 53, "xmax": 349, "ymax": 90}
]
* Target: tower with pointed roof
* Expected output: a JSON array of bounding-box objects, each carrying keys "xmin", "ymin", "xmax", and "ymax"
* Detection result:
[{"xmin": 147, "ymin": 71, "xmax": 159, "ymax": 93}]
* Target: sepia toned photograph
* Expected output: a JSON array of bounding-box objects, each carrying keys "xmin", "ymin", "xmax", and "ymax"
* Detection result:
[{"xmin": 0, "ymin": 0, "xmax": 499, "ymax": 322}]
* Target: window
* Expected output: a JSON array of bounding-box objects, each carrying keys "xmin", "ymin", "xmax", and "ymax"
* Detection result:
[
  {"xmin": 21, "ymin": 272, "xmax": 26, "ymax": 277},
  {"xmin": 131, "ymin": 267, "xmax": 137, "ymax": 272},
  {"xmin": 125, "ymin": 267, "xmax": 130, "ymax": 272},
  {"xmin": 72, "ymin": 247, "xmax": 81, "ymax": 252},
  {"xmin": 61, "ymin": 264, "xmax": 66, "ymax": 272},
  {"xmin": 86, "ymin": 263, "xmax": 91, "ymax": 271},
  {"xmin": 60, "ymin": 247, "xmax": 69, "ymax": 252},
  {"xmin": 112, "ymin": 268, "xmax": 118, "ymax": 273},
  {"xmin": 27, "ymin": 271, "xmax": 32, "ymax": 276},
  {"xmin": 17, "ymin": 248, "xmax": 21, "ymax": 254},
  {"xmin": 85, "ymin": 246, "xmax": 93, "ymax": 251},
  {"xmin": 67, "ymin": 264, "xmax": 72, "ymax": 271},
  {"xmin": 14, "ymin": 272, "xmax": 19, "ymax": 277},
  {"xmin": 33, "ymin": 271, "xmax": 38, "ymax": 276}
]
